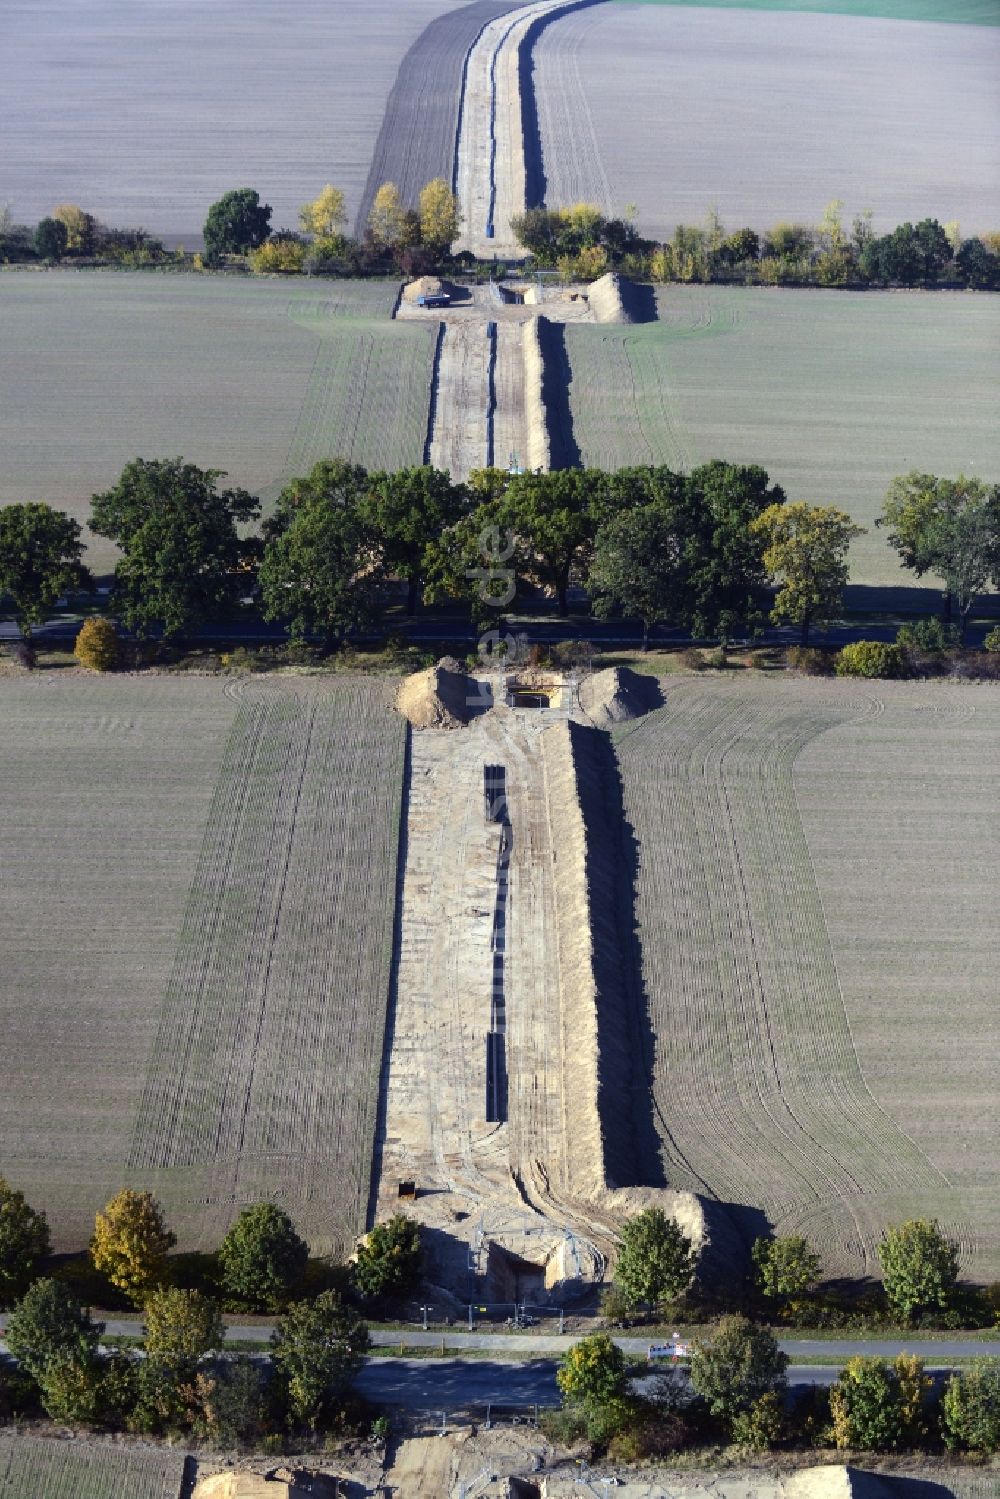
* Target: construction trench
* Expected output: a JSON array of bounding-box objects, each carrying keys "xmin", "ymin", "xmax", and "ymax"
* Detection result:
[{"xmin": 378, "ymin": 668, "xmax": 714, "ymax": 1307}]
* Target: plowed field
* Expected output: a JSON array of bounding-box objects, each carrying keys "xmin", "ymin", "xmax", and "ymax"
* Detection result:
[
  {"xmin": 0, "ymin": 675, "xmax": 405, "ymax": 1255},
  {"xmin": 0, "ymin": 274, "xmax": 436, "ymax": 571},
  {"xmin": 534, "ymin": 5, "xmax": 1000, "ymax": 239},
  {"xmin": 614, "ymin": 677, "xmax": 1000, "ymax": 1279},
  {"xmin": 563, "ymin": 287, "xmax": 1000, "ymax": 590}
]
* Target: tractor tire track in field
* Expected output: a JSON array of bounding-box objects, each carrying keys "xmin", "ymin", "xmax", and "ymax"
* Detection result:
[
  {"xmin": 614, "ymin": 682, "xmax": 961, "ymax": 1276},
  {"xmin": 355, "ymin": 0, "xmax": 530, "ymax": 238},
  {"xmin": 129, "ymin": 679, "xmax": 406, "ymax": 1253}
]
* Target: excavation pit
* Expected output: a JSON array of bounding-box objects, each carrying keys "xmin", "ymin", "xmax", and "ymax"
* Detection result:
[{"xmin": 503, "ymin": 671, "xmax": 572, "ymax": 710}]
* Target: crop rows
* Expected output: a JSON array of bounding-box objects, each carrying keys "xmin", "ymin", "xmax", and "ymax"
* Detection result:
[
  {"xmin": 533, "ymin": 4, "xmax": 999, "ymax": 242},
  {"xmin": 0, "ymin": 274, "xmax": 437, "ymax": 569},
  {"xmin": 0, "ymin": 1435, "xmax": 185, "ymax": 1499},
  {"xmin": 565, "ymin": 288, "xmax": 1000, "ymax": 589},
  {"xmin": 614, "ymin": 680, "xmax": 964, "ymax": 1275},
  {"xmin": 130, "ymin": 678, "xmax": 406, "ymax": 1254}
]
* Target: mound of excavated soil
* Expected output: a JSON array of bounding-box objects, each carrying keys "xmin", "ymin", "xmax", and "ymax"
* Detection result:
[
  {"xmin": 588, "ymin": 271, "xmax": 630, "ymax": 322},
  {"xmin": 401, "ymin": 275, "xmax": 455, "ymax": 303},
  {"xmin": 579, "ymin": 666, "xmax": 663, "ymax": 730},
  {"xmin": 194, "ymin": 1472, "xmax": 340, "ymax": 1499},
  {"xmin": 783, "ymin": 1467, "xmax": 891, "ymax": 1499},
  {"xmin": 395, "ymin": 660, "xmax": 480, "ymax": 729}
]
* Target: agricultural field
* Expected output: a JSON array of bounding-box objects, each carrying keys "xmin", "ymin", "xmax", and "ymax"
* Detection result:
[
  {"xmin": 0, "ymin": 1433, "xmax": 186, "ymax": 1498},
  {"xmin": 534, "ymin": 4, "xmax": 1000, "ymax": 240},
  {"xmin": 0, "ymin": 0, "xmax": 466, "ymax": 238},
  {"xmin": 0, "ymin": 674, "xmax": 406, "ymax": 1256},
  {"xmin": 613, "ymin": 676, "xmax": 1000, "ymax": 1280},
  {"xmin": 0, "ymin": 273, "xmax": 436, "ymax": 572},
  {"xmin": 563, "ymin": 287, "xmax": 1000, "ymax": 591}
]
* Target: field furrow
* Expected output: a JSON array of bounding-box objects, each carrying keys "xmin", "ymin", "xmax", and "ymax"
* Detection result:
[
  {"xmin": 615, "ymin": 680, "xmax": 966, "ymax": 1274},
  {"xmin": 0, "ymin": 1434, "xmax": 185, "ymax": 1499},
  {"xmin": 128, "ymin": 677, "xmax": 406, "ymax": 1253}
]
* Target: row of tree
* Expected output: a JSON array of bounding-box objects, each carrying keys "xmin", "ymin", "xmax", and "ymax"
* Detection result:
[
  {"xmin": 512, "ymin": 200, "xmax": 1000, "ymax": 290},
  {"xmin": 2, "ymin": 460, "xmax": 997, "ymax": 648},
  {"xmin": 553, "ymin": 1323, "xmax": 999, "ymax": 1457}
]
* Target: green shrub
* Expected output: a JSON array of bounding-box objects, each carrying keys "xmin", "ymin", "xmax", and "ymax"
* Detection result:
[
  {"xmin": 835, "ymin": 640, "xmax": 904, "ymax": 679},
  {"xmin": 897, "ymin": 618, "xmax": 960, "ymax": 652},
  {"xmin": 731, "ymin": 1391, "xmax": 784, "ymax": 1450},
  {"xmin": 984, "ymin": 625, "xmax": 1000, "ymax": 653},
  {"xmin": 941, "ymin": 1358, "xmax": 1000, "ymax": 1452}
]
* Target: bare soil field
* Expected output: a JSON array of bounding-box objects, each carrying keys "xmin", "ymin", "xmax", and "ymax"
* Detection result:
[
  {"xmin": 0, "ymin": 0, "xmax": 466, "ymax": 239},
  {"xmin": 563, "ymin": 287, "xmax": 1000, "ymax": 590},
  {"xmin": 0, "ymin": 1433, "xmax": 186, "ymax": 1498},
  {"xmin": 534, "ymin": 5, "xmax": 1000, "ymax": 239},
  {"xmin": 0, "ymin": 274, "xmax": 435, "ymax": 572},
  {"xmin": 355, "ymin": 0, "xmax": 528, "ymax": 237},
  {"xmin": 614, "ymin": 676, "xmax": 1000, "ymax": 1279},
  {"xmin": 0, "ymin": 675, "xmax": 405, "ymax": 1256}
]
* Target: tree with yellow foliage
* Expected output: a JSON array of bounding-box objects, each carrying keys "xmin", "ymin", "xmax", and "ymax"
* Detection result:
[
  {"xmin": 367, "ymin": 182, "xmax": 409, "ymax": 252},
  {"xmin": 299, "ymin": 184, "xmax": 346, "ymax": 240},
  {"xmin": 418, "ymin": 178, "xmax": 459, "ymax": 252},
  {"xmin": 74, "ymin": 616, "xmax": 121, "ymax": 672},
  {"xmin": 750, "ymin": 501, "xmax": 865, "ymax": 646},
  {"xmin": 90, "ymin": 1189, "xmax": 175, "ymax": 1305},
  {"xmin": 53, "ymin": 203, "xmax": 96, "ymax": 255}
]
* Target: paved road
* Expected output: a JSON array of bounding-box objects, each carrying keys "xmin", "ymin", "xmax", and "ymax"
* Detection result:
[
  {"xmin": 4, "ymin": 1316, "xmax": 995, "ymax": 1363},
  {"xmin": 354, "ymin": 1356, "xmax": 968, "ymax": 1410}
]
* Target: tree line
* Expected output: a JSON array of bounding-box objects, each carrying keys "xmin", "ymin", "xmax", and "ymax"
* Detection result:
[
  {"xmin": 2, "ymin": 177, "xmax": 461, "ymax": 278},
  {"xmin": 1, "ymin": 460, "xmax": 998, "ymax": 655},
  {"xmin": 3, "ymin": 1176, "xmax": 996, "ymax": 1455},
  {"xmin": 512, "ymin": 199, "xmax": 1000, "ymax": 290},
  {"xmin": 0, "ymin": 1175, "xmax": 419, "ymax": 1442}
]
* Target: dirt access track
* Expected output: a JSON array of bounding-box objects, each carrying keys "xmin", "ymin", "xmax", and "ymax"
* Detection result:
[
  {"xmin": 376, "ymin": 676, "xmax": 712, "ymax": 1306},
  {"xmin": 454, "ymin": 0, "xmax": 607, "ymax": 261}
]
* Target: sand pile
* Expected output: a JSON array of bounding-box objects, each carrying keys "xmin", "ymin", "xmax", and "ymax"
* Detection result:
[
  {"xmin": 395, "ymin": 659, "xmax": 480, "ymax": 729},
  {"xmin": 522, "ymin": 317, "xmax": 551, "ymax": 472},
  {"xmin": 588, "ymin": 270, "xmax": 630, "ymax": 322},
  {"xmin": 193, "ymin": 1472, "xmax": 340, "ymax": 1499},
  {"xmin": 784, "ymin": 1469, "xmax": 891, "ymax": 1499},
  {"xmin": 579, "ymin": 666, "xmax": 663, "ymax": 730},
  {"xmin": 401, "ymin": 274, "xmax": 454, "ymax": 303}
]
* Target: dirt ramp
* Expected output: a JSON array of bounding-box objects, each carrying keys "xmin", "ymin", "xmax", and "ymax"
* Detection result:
[
  {"xmin": 395, "ymin": 660, "xmax": 485, "ymax": 729},
  {"xmin": 588, "ymin": 271, "xmax": 656, "ymax": 324},
  {"xmin": 579, "ymin": 666, "xmax": 663, "ymax": 730}
]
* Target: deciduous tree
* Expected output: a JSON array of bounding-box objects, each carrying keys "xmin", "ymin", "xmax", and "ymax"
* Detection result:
[
  {"xmin": 689, "ymin": 1316, "xmax": 788, "ymax": 1432},
  {"xmin": 557, "ymin": 1333, "xmax": 629, "ymax": 1408},
  {"xmin": 270, "ymin": 1290, "xmax": 368, "ymax": 1431},
  {"xmin": 368, "ymin": 182, "xmax": 409, "ymax": 252},
  {"xmin": 203, "ymin": 188, "xmax": 272, "ymax": 259},
  {"xmin": 142, "ymin": 1287, "xmax": 224, "ymax": 1372},
  {"xmin": 219, "ymin": 1204, "xmax": 308, "ymax": 1311},
  {"xmin": 53, "ymin": 203, "xmax": 96, "ymax": 255},
  {"xmin": 90, "ymin": 1190, "xmax": 176, "ymax": 1305},
  {"xmin": 0, "ymin": 1178, "xmax": 51, "ymax": 1304},
  {"xmin": 363, "ymin": 466, "xmax": 468, "ymax": 615},
  {"xmin": 751, "ymin": 501, "xmax": 864, "ymax": 644},
  {"xmin": 299, "ymin": 184, "xmax": 346, "ymax": 240},
  {"xmin": 941, "ymin": 1358, "xmax": 1000, "ymax": 1453},
  {"xmin": 878, "ymin": 1218, "xmax": 960, "ymax": 1323},
  {"xmin": 589, "ymin": 502, "xmax": 682, "ymax": 649},
  {"xmin": 751, "ymin": 1235, "xmax": 821, "ymax": 1305},
  {"xmin": 353, "ymin": 1214, "xmax": 422, "ymax": 1301},
  {"xmin": 0, "ymin": 502, "xmax": 91, "ymax": 634},
  {"xmin": 5, "ymin": 1279, "xmax": 102, "ymax": 1384},
  {"xmin": 829, "ymin": 1353, "xmax": 930, "ymax": 1450},
  {"xmin": 259, "ymin": 459, "xmax": 381, "ymax": 646},
  {"xmin": 89, "ymin": 457, "xmax": 260, "ymax": 638},
  {"xmin": 34, "ymin": 217, "xmax": 67, "ymax": 260},
  {"xmin": 878, "ymin": 472, "xmax": 1000, "ymax": 640},
  {"xmin": 73, "ymin": 616, "xmax": 121, "ymax": 672},
  {"xmin": 614, "ymin": 1209, "xmax": 697, "ymax": 1310},
  {"xmin": 498, "ymin": 469, "xmax": 610, "ymax": 615},
  {"xmin": 418, "ymin": 178, "xmax": 460, "ymax": 252}
]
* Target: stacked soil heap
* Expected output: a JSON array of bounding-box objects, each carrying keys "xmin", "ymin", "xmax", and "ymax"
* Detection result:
[{"xmin": 579, "ymin": 666, "xmax": 664, "ymax": 730}]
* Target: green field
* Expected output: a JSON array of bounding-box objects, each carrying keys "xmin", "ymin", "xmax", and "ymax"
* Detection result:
[
  {"xmin": 0, "ymin": 272, "xmax": 436, "ymax": 572},
  {"xmin": 620, "ymin": 0, "xmax": 1000, "ymax": 23},
  {"xmin": 0, "ymin": 674, "xmax": 406, "ymax": 1256},
  {"xmin": 614, "ymin": 676, "xmax": 1000, "ymax": 1280},
  {"xmin": 564, "ymin": 287, "xmax": 1000, "ymax": 592},
  {"xmin": 0, "ymin": 1435, "xmax": 185, "ymax": 1498}
]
